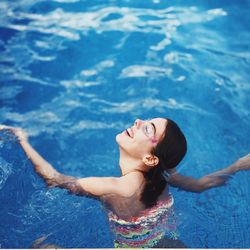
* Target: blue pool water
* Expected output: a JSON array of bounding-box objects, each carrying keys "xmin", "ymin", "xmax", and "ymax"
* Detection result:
[{"xmin": 0, "ymin": 0, "xmax": 250, "ymax": 248}]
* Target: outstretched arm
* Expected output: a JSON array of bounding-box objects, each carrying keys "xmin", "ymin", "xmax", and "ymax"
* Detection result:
[
  {"xmin": 167, "ymin": 154, "xmax": 250, "ymax": 193},
  {"xmin": 0, "ymin": 126, "xmax": 60, "ymax": 185},
  {"xmin": 0, "ymin": 126, "xmax": 134, "ymax": 199}
]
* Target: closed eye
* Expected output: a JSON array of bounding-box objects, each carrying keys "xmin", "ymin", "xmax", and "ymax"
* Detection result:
[
  {"xmin": 143, "ymin": 122, "xmax": 156, "ymax": 137},
  {"xmin": 150, "ymin": 122, "xmax": 156, "ymax": 135},
  {"xmin": 144, "ymin": 118, "xmax": 156, "ymax": 135}
]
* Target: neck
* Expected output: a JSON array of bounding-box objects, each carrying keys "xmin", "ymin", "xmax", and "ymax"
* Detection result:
[{"xmin": 119, "ymin": 148, "xmax": 145, "ymax": 176}]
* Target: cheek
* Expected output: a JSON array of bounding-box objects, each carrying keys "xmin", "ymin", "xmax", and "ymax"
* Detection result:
[
  {"xmin": 116, "ymin": 133, "xmax": 153, "ymax": 156},
  {"xmin": 132, "ymin": 137, "xmax": 154, "ymax": 155}
]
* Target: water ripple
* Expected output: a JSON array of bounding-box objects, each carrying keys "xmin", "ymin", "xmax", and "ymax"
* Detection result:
[
  {"xmin": 0, "ymin": 1, "xmax": 250, "ymax": 248},
  {"xmin": 0, "ymin": 157, "xmax": 12, "ymax": 190},
  {"xmin": 120, "ymin": 65, "xmax": 172, "ymax": 79},
  {"xmin": 1, "ymin": 4, "xmax": 227, "ymax": 42}
]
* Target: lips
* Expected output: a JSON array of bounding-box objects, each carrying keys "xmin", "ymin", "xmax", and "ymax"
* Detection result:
[
  {"xmin": 126, "ymin": 129, "xmax": 131, "ymax": 137},
  {"xmin": 125, "ymin": 128, "xmax": 133, "ymax": 138}
]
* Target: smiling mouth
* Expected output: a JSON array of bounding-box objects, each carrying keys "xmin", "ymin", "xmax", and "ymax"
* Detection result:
[{"xmin": 126, "ymin": 129, "xmax": 133, "ymax": 138}]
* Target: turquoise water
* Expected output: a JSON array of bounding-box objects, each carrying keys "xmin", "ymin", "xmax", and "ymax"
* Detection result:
[{"xmin": 0, "ymin": 0, "xmax": 249, "ymax": 248}]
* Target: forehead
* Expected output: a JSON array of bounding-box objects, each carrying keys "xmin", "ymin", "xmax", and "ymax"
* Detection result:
[{"xmin": 150, "ymin": 118, "xmax": 167, "ymax": 138}]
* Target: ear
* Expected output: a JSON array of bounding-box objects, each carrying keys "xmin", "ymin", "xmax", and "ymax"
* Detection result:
[{"xmin": 142, "ymin": 154, "xmax": 159, "ymax": 167}]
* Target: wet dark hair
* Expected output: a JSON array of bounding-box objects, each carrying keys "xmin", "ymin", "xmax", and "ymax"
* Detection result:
[{"xmin": 140, "ymin": 118, "xmax": 187, "ymax": 208}]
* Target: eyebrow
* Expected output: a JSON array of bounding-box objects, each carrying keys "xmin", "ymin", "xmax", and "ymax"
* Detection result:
[{"xmin": 150, "ymin": 122, "xmax": 156, "ymax": 135}]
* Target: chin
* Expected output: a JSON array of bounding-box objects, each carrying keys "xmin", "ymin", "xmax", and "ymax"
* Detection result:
[
  {"xmin": 116, "ymin": 132, "xmax": 128, "ymax": 149},
  {"xmin": 115, "ymin": 133, "xmax": 122, "ymax": 144}
]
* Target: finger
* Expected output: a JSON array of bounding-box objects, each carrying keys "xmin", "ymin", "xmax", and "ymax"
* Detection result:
[
  {"xmin": 0, "ymin": 126, "xmax": 16, "ymax": 132},
  {"xmin": 0, "ymin": 125, "xmax": 10, "ymax": 130}
]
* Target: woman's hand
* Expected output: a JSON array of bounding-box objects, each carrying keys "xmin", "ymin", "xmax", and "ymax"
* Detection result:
[
  {"xmin": 0, "ymin": 125, "xmax": 28, "ymax": 142},
  {"xmin": 233, "ymin": 154, "xmax": 250, "ymax": 171},
  {"xmin": 1, "ymin": 125, "xmax": 61, "ymax": 188}
]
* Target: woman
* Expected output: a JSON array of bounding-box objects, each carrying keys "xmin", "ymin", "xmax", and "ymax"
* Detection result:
[{"xmin": 1, "ymin": 118, "xmax": 249, "ymax": 248}]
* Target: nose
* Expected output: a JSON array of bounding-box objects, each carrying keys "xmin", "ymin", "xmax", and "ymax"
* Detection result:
[{"xmin": 134, "ymin": 119, "xmax": 142, "ymax": 128}]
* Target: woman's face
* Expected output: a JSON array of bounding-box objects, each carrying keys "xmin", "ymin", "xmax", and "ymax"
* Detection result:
[{"xmin": 116, "ymin": 118, "xmax": 167, "ymax": 159}]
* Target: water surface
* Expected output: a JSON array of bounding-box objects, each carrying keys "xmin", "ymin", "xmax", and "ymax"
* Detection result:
[{"xmin": 0, "ymin": 0, "xmax": 249, "ymax": 248}]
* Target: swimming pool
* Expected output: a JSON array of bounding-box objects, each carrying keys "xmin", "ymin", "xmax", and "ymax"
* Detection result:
[{"xmin": 0, "ymin": 0, "xmax": 249, "ymax": 248}]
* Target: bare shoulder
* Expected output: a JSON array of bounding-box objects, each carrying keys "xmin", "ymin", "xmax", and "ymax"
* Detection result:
[{"xmin": 117, "ymin": 171, "xmax": 145, "ymax": 198}]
